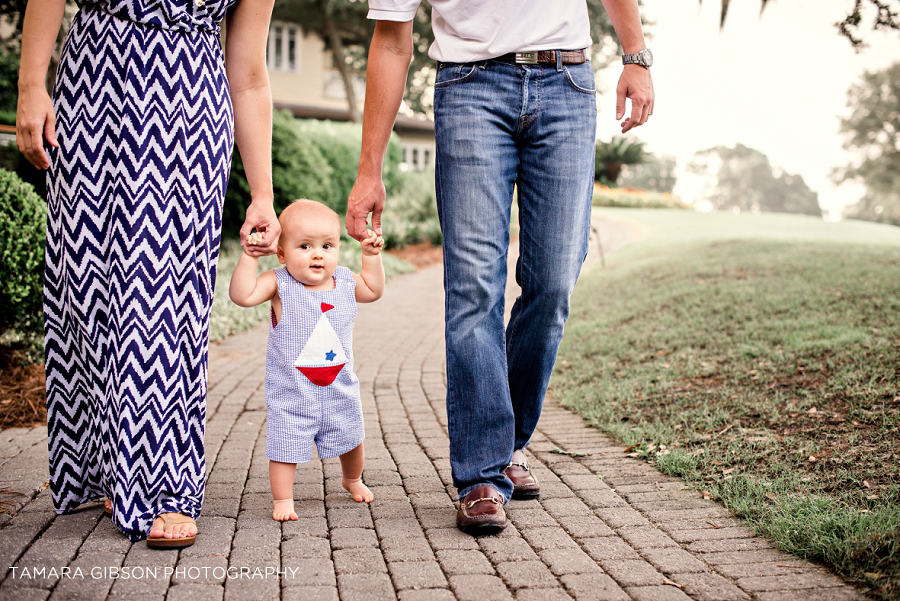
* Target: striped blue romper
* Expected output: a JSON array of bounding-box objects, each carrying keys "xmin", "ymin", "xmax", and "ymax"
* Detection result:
[{"xmin": 265, "ymin": 266, "xmax": 364, "ymax": 463}]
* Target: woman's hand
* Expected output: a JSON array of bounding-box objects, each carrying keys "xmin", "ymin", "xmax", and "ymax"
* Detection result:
[
  {"xmin": 240, "ymin": 200, "xmax": 281, "ymax": 257},
  {"xmin": 16, "ymin": 85, "xmax": 58, "ymax": 170}
]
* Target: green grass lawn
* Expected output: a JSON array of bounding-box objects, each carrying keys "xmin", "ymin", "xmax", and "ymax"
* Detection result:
[{"xmin": 555, "ymin": 209, "xmax": 900, "ymax": 600}]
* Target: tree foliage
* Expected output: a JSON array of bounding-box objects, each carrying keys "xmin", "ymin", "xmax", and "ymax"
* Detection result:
[
  {"xmin": 595, "ymin": 136, "xmax": 645, "ymax": 186},
  {"xmin": 618, "ymin": 152, "xmax": 677, "ymax": 192},
  {"xmin": 687, "ymin": 144, "xmax": 821, "ymax": 216},
  {"xmin": 837, "ymin": 62, "xmax": 900, "ymax": 226},
  {"xmin": 703, "ymin": 0, "xmax": 899, "ymax": 49}
]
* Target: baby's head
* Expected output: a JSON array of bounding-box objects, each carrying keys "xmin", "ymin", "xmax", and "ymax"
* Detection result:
[{"xmin": 276, "ymin": 199, "xmax": 343, "ymax": 289}]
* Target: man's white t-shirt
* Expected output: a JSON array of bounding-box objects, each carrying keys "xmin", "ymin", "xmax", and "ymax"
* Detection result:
[{"xmin": 367, "ymin": 0, "xmax": 593, "ymax": 63}]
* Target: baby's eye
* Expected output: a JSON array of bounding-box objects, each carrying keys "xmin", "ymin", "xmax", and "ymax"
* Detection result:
[
  {"xmin": 323, "ymin": 243, "xmax": 333, "ymax": 250},
  {"xmin": 300, "ymin": 243, "xmax": 310, "ymax": 250}
]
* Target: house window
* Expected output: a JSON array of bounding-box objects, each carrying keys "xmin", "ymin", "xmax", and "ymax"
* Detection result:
[
  {"xmin": 400, "ymin": 143, "xmax": 435, "ymax": 172},
  {"xmin": 268, "ymin": 22, "xmax": 300, "ymax": 72}
]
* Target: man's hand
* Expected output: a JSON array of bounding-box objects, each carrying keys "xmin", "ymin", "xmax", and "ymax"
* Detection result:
[
  {"xmin": 346, "ymin": 174, "xmax": 385, "ymax": 241},
  {"xmin": 240, "ymin": 200, "xmax": 281, "ymax": 256},
  {"xmin": 615, "ymin": 64, "xmax": 654, "ymax": 133}
]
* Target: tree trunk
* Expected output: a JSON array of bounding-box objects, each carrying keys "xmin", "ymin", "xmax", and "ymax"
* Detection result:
[{"xmin": 320, "ymin": 0, "xmax": 360, "ymax": 123}]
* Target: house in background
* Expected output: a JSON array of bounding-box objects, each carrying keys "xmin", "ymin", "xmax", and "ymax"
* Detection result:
[{"xmin": 266, "ymin": 20, "xmax": 435, "ymax": 172}]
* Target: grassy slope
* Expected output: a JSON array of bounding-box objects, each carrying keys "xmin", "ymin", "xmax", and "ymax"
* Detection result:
[{"xmin": 555, "ymin": 209, "xmax": 900, "ymax": 600}]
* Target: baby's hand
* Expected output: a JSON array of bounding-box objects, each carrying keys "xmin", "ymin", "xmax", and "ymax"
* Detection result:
[
  {"xmin": 360, "ymin": 230, "xmax": 385, "ymax": 256},
  {"xmin": 244, "ymin": 231, "xmax": 264, "ymax": 256}
]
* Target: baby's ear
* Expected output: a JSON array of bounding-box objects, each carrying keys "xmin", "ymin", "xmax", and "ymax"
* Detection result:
[{"xmin": 275, "ymin": 245, "xmax": 286, "ymax": 264}]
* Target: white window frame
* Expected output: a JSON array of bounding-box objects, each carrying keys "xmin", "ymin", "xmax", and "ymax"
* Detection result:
[{"xmin": 267, "ymin": 22, "xmax": 300, "ymax": 72}]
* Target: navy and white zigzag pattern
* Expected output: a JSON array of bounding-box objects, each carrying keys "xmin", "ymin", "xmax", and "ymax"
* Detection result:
[{"xmin": 44, "ymin": 0, "xmax": 235, "ymax": 541}]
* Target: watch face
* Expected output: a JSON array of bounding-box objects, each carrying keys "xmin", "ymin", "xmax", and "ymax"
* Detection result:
[{"xmin": 640, "ymin": 49, "xmax": 653, "ymax": 67}]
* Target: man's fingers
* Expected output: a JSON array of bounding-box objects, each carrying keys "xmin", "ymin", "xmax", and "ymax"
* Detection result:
[
  {"xmin": 347, "ymin": 214, "xmax": 367, "ymax": 240},
  {"xmin": 615, "ymin": 83, "xmax": 626, "ymax": 121},
  {"xmin": 371, "ymin": 208, "xmax": 382, "ymax": 236}
]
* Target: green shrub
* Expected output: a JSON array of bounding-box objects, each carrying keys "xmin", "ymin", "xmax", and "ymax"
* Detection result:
[
  {"xmin": 592, "ymin": 184, "xmax": 687, "ymax": 209},
  {"xmin": 224, "ymin": 110, "xmax": 334, "ymax": 236},
  {"xmin": 0, "ymin": 168, "xmax": 46, "ymax": 340},
  {"xmin": 382, "ymin": 167, "xmax": 441, "ymax": 248},
  {"xmin": 224, "ymin": 113, "xmax": 406, "ymax": 237},
  {"xmin": 0, "ymin": 52, "xmax": 19, "ymax": 118}
]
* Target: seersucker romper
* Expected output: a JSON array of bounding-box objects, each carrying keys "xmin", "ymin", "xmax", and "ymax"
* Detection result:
[{"xmin": 265, "ymin": 266, "xmax": 364, "ymax": 463}]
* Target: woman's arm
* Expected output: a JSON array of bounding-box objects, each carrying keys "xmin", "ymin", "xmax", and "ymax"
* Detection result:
[
  {"xmin": 16, "ymin": 0, "xmax": 67, "ymax": 169},
  {"xmin": 225, "ymin": 0, "xmax": 281, "ymax": 256}
]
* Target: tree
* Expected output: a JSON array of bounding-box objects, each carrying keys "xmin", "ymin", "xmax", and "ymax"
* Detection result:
[
  {"xmin": 836, "ymin": 62, "xmax": 900, "ymax": 226},
  {"xmin": 702, "ymin": 0, "xmax": 899, "ymax": 48},
  {"xmin": 595, "ymin": 136, "xmax": 645, "ymax": 186},
  {"xmin": 619, "ymin": 152, "xmax": 677, "ymax": 192},
  {"xmin": 272, "ymin": 0, "xmax": 631, "ymax": 119},
  {"xmin": 686, "ymin": 143, "xmax": 821, "ymax": 216}
]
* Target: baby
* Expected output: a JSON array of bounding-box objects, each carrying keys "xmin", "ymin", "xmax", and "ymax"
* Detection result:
[{"xmin": 229, "ymin": 199, "xmax": 385, "ymax": 521}]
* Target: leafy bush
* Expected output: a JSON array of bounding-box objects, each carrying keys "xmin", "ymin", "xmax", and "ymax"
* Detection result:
[
  {"xmin": 592, "ymin": 184, "xmax": 687, "ymax": 209},
  {"xmin": 382, "ymin": 167, "xmax": 441, "ymax": 248},
  {"xmin": 0, "ymin": 168, "xmax": 46, "ymax": 340},
  {"xmin": 224, "ymin": 113, "xmax": 406, "ymax": 236},
  {"xmin": 224, "ymin": 110, "xmax": 333, "ymax": 237},
  {"xmin": 0, "ymin": 52, "xmax": 19, "ymax": 119}
]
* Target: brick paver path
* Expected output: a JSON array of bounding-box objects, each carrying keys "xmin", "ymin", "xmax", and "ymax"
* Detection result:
[{"xmin": 0, "ymin": 215, "xmax": 865, "ymax": 601}]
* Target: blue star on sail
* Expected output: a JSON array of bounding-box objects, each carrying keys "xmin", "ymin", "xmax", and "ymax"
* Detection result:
[{"xmin": 325, "ymin": 350, "xmax": 337, "ymax": 362}]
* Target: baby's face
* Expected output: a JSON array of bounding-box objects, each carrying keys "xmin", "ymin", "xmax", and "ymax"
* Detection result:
[{"xmin": 277, "ymin": 214, "xmax": 341, "ymax": 289}]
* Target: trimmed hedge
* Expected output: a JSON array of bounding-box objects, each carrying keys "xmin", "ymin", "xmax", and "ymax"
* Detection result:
[{"xmin": 0, "ymin": 168, "xmax": 46, "ymax": 339}]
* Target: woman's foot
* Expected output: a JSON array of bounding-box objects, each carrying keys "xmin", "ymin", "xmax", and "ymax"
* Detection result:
[
  {"xmin": 147, "ymin": 513, "xmax": 197, "ymax": 543},
  {"xmin": 103, "ymin": 499, "xmax": 112, "ymax": 516},
  {"xmin": 273, "ymin": 499, "xmax": 298, "ymax": 521},
  {"xmin": 342, "ymin": 477, "xmax": 374, "ymax": 503}
]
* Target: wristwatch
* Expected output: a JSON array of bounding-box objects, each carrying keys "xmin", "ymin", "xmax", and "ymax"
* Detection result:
[{"xmin": 622, "ymin": 48, "xmax": 653, "ymax": 68}]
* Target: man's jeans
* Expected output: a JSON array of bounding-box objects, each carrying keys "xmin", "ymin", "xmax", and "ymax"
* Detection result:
[{"xmin": 434, "ymin": 57, "xmax": 597, "ymax": 502}]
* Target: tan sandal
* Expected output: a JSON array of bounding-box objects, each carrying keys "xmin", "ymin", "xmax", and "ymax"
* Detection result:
[{"xmin": 146, "ymin": 513, "xmax": 197, "ymax": 549}]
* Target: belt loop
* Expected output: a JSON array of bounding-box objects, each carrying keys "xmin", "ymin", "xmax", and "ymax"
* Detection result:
[{"xmin": 555, "ymin": 49, "xmax": 563, "ymax": 72}]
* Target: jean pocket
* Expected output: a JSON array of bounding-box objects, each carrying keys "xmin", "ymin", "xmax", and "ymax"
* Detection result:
[
  {"xmin": 434, "ymin": 63, "xmax": 479, "ymax": 89},
  {"xmin": 563, "ymin": 64, "xmax": 596, "ymax": 95}
]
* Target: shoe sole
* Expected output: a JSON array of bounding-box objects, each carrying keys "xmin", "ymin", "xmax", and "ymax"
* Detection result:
[
  {"xmin": 146, "ymin": 535, "xmax": 196, "ymax": 549},
  {"xmin": 457, "ymin": 520, "xmax": 509, "ymax": 535},
  {"xmin": 511, "ymin": 489, "xmax": 540, "ymax": 500}
]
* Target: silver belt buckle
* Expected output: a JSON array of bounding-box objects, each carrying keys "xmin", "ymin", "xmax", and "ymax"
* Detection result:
[{"xmin": 515, "ymin": 51, "xmax": 539, "ymax": 64}]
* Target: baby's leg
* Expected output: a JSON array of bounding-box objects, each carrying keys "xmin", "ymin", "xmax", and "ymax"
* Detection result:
[
  {"xmin": 270, "ymin": 460, "xmax": 299, "ymax": 521},
  {"xmin": 340, "ymin": 443, "xmax": 373, "ymax": 503}
]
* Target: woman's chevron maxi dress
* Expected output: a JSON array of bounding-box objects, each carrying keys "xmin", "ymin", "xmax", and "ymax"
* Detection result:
[{"xmin": 44, "ymin": 0, "xmax": 237, "ymax": 540}]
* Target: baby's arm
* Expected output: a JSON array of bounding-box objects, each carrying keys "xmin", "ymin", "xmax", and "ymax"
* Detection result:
[
  {"xmin": 229, "ymin": 242, "xmax": 278, "ymax": 307},
  {"xmin": 354, "ymin": 230, "xmax": 385, "ymax": 303}
]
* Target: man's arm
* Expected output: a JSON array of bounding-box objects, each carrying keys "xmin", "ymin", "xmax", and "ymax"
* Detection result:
[
  {"xmin": 345, "ymin": 19, "xmax": 414, "ymax": 241},
  {"xmin": 600, "ymin": 0, "xmax": 654, "ymax": 133}
]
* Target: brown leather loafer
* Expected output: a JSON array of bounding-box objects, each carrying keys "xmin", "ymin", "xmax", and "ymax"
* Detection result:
[
  {"xmin": 503, "ymin": 460, "xmax": 540, "ymax": 499},
  {"xmin": 456, "ymin": 485, "xmax": 508, "ymax": 534}
]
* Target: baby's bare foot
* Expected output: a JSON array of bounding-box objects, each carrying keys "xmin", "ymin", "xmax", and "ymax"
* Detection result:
[
  {"xmin": 272, "ymin": 498, "xmax": 298, "ymax": 521},
  {"xmin": 342, "ymin": 477, "xmax": 373, "ymax": 503}
]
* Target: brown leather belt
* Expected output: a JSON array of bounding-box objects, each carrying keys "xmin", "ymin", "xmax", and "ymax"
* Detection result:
[{"xmin": 493, "ymin": 49, "xmax": 586, "ymax": 65}]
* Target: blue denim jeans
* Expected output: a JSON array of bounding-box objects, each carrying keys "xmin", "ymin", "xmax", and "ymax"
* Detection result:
[{"xmin": 434, "ymin": 57, "xmax": 597, "ymax": 502}]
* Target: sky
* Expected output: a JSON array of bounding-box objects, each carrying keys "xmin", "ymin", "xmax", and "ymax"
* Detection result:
[{"xmin": 594, "ymin": 0, "xmax": 900, "ymax": 218}]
